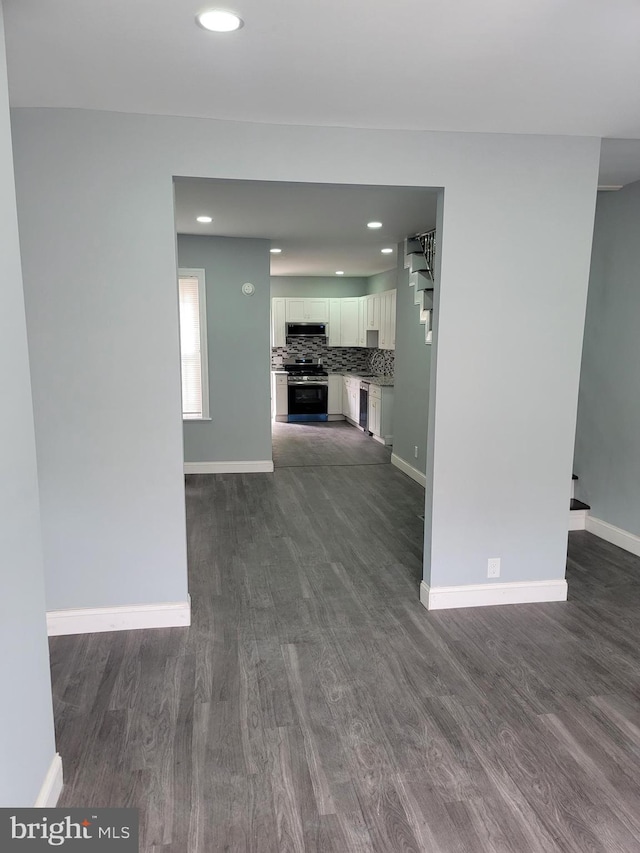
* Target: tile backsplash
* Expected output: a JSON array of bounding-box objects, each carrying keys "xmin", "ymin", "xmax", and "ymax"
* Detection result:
[{"xmin": 271, "ymin": 338, "xmax": 394, "ymax": 376}]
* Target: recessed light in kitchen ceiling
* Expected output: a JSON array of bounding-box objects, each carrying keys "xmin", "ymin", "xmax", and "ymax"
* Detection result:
[
  {"xmin": 367, "ymin": 221, "xmax": 382, "ymax": 229},
  {"xmin": 381, "ymin": 248, "xmax": 393, "ymax": 254},
  {"xmin": 196, "ymin": 215, "xmax": 212, "ymax": 223},
  {"xmin": 335, "ymin": 271, "xmax": 344, "ymax": 276},
  {"xmin": 270, "ymin": 248, "xmax": 282, "ymax": 254},
  {"xmin": 196, "ymin": 9, "xmax": 244, "ymax": 32}
]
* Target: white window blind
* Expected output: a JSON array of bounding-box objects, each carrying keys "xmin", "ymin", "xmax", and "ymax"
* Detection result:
[{"xmin": 178, "ymin": 270, "xmax": 209, "ymax": 419}]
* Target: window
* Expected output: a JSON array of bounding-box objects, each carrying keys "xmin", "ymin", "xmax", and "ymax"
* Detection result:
[{"xmin": 178, "ymin": 268, "xmax": 209, "ymax": 420}]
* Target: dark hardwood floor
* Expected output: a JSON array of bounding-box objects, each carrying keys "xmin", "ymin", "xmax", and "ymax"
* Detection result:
[
  {"xmin": 272, "ymin": 420, "xmax": 391, "ymax": 468},
  {"xmin": 51, "ymin": 422, "xmax": 640, "ymax": 851}
]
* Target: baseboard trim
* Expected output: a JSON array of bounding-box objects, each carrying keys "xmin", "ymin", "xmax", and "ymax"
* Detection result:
[
  {"xmin": 34, "ymin": 754, "xmax": 63, "ymax": 807},
  {"xmin": 391, "ymin": 453, "xmax": 426, "ymax": 488},
  {"xmin": 373, "ymin": 433, "xmax": 393, "ymax": 446},
  {"xmin": 420, "ymin": 578, "xmax": 568, "ymax": 610},
  {"xmin": 46, "ymin": 596, "xmax": 191, "ymax": 636},
  {"xmin": 184, "ymin": 460, "xmax": 274, "ymax": 474},
  {"xmin": 569, "ymin": 509, "xmax": 587, "ymax": 531},
  {"xmin": 586, "ymin": 515, "xmax": 640, "ymax": 558}
]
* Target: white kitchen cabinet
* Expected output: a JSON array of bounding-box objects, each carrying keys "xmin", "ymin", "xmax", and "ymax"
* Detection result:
[
  {"xmin": 367, "ymin": 383, "xmax": 394, "ymax": 444},
  {"xmin": 340, "ymin": 298, "xmax": 359, "ymax": 347},
  {"xmin": 272, "ymin": 373, "xmax": 288, "ymax": 422},
  {"xmin": 328, "ymin": 375, "xmax": 343, "ymax": 416},
  {"xmin": 378, "ymin": 289, "xmax": 397, "ymax": 350},
  {"xmin": 285, "ymin": 298, "xmax": 329, "ymax": 322},
  {"xmin": 328, "ymin": 299, "xmax": 341, "ymax": 346},
  {"xmin": 366, "ymin": 294, "xmax": 380, "ymax": 330},
  {"xmin": 368, "ymin": 393, "xmax": 381, "ymax": 436},
  {"xmin": 271, "ymin": 298, "xmax": 286, "ymax": 348},
  {"xmin": 357, "ymin": 296, "xmax": 367, "ymax": 346},
  {"xmin": 357, "ymin": 296, "xmax": 377, "ymax": 348},
  {"xmin": 343, "ymin": 375, "xmax": 360, "ymax": 424}
]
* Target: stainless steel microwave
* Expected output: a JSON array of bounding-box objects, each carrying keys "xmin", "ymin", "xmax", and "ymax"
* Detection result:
[{"xmin": 286, "ymin": 322, "xmax": 328, "ymax": 338}]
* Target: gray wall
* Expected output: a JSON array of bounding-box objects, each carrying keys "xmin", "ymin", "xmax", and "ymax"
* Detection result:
[
  {"xmin": 0, "ymin": 7, "xmax": 57, "ymax": 805},
  {"xmin": 14, "ymin": 115, "xmax": 190, "ymax": 611},
  {"xmin": 574, "ymin": 182, "xmax": 640, "ymax": 536},
  {"xmin": 391, "ymin": 249, "xmax": 431, "ymax": 475},
  {"xmin": 366, "ymin": 268, "xmax": 397, "ymax": 295},
  {"xmin": 178, "ymin": 234, "xmax": 271, "ymax": 464},
  {"xmin": 11, "ymin": 106, "xmax": 599, "ymax": 598},
  {"xmin": 271, "ymin": 276, "xmax": 367, "ymax": 297}
]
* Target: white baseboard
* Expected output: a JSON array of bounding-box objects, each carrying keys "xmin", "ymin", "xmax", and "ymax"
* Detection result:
[
  {"xmin": 47, "ymin": 596, "xmax": 191, "ymax": 636},
  {"xmin": 373, "ymin": 433, "xmax": 393, "ymax": 446},
  {"xmin": 420, "ymin": 578, "xmax": 568, "ymax": 610},
  {"xmin": 34, "ymin": 754, "xmax": 63, "ymax": 807},
  {"xmin": 327, "ymin": 414, "xmax": 345, "ymax": 421},
  {"xmin": 569, "ymin": 509, "xmax": 588, "ymax": 531},
  {"xmin": 184, "ymin": 460, "xmax": 274, "ymax": 474},
  {"xmin": 391, "ymin": 453, "xmax": 426, "ymax": 488},
  {"xmin": 586, "ymin": 515, "xmax": 640, "ymax": 558}
]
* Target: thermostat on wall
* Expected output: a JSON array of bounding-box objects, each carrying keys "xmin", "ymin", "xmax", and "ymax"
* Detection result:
[{"xmin": 242, "ymin": 282, "xmax": 255, "ymax": 296}]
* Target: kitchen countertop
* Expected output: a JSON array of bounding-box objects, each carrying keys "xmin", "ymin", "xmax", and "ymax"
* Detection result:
[
  {"xmin": 331, "ymin": 371, "xmax": 395, "ymax": 387},
  {"xmin": 271, "ymin": 368, "xmax": 394, "ymax": 386}
]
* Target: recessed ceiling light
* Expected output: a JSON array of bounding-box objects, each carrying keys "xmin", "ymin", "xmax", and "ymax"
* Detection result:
[
  {"xmin": 367, "ymin": 221, "xmax": 382, "ymax": 229},
  {"xmin": 270, "ymin": 248, "xmax": 282, "ymax": 254},
  {"xmin": 336, "ymin": 271, "xmax": 344, "ymax": 276},
  {"xmin": 381, "ymin": 247, "xmax": 393, "ymax": 254},
  {"xmin": 197, "ymin": 9, "xmax": 243, "ymax": 32},
  {"xmin": 196, "ymin": 215, "xmax": 212, "ymax": 223}
]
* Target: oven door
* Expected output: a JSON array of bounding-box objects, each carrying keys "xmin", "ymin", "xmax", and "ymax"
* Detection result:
[{"xmin": 287, "ymin": 382, "xmax": 328, "ymax": 421}]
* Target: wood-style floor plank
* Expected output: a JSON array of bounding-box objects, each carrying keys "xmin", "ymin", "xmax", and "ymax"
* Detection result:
[{"xmin": 50, "ymin": 421, "xmax": 640, "ymax": 851}]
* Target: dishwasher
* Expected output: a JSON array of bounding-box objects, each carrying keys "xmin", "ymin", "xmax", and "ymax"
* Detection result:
[{"xmin": 359, "ymin": 381, "xmax": 370, "ymax": 432}]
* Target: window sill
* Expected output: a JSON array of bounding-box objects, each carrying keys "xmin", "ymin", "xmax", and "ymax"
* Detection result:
[{"xmin": 183, "ymin": 416, "xmax": 212, "ymax": 422}]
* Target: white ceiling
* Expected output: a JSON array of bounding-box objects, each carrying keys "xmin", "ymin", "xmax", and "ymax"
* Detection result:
[
  {"xmin": 5, "ymin": 0, "xmax": 640, "ymax": 138},
  {"xmin": 174, "ymin": 179, "xmax": 438, "ymax": 276},
  {"xmin": 4, "ymin": 0, "xmax": 640, "ymax": 186}
]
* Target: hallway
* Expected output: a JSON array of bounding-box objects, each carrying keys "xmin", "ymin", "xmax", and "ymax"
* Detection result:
[{"xmin": 49, "ymin": 424, "xmax": 640, "ymax": 851}]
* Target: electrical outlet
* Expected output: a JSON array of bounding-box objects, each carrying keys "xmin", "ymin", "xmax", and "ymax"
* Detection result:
[
  {"xmin": 487, "ymin": 557, "xmax": 501, "ymax": 579},
  {"xmin": 414, "ymin": 445, "xmax": 419, "ymax": 458}
]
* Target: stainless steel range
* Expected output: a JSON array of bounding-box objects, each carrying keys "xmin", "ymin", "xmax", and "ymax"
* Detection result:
[{"xmin": 284, "ymin": 358, "xmax": 329, "ymax": 422}]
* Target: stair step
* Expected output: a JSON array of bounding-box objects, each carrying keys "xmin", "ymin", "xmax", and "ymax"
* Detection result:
[
  {"xmin": 409, "ymin": 269, "xmax": 432, "ymax": 291},
  {"xmin": 570, "ymin": 498, "xmax": 590, "ymax": 512},
  {"xmin": 409, "ymin": 254, "xmax": 428, "ymax": 273}
]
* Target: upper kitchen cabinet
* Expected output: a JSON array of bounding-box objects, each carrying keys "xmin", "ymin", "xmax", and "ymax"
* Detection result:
[
  {"xmin": 379, "ymin": 290, "xmax": 397, "ymax": 350},
  {"xmin": 339, "ymin": 298, "xmax": 359, "ymax": 347},
  {"xmin": 286, "ymin": 298, "xmax": 329, "ymax": 322},
  {"xmin": 366, "ymin": 294, "xmax": 380, "ymax": 331},
  {"xmin": 328, "ymin": 299, "xmax": 341, "ymax": 346},
  {"xmin": 271, "ymin": 297, "xmax": 286, "ymax": 347}
]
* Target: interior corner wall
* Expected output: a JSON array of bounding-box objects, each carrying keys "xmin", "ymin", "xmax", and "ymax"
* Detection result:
[
  {"xmin": 0, "ymin": 7, "xmax": 57, "ymax": 805},
  {"xmin": 390, "ymin": 247, "xmax": 431, "ymax": 477},
  {"xmin": 574, "ymin": 181, "xmax": 640, "ymax": 537},
  {"xmin": 177, "ymin": 234, "xmax": 271, "ymax": 465},
  {"xmin": 10, "ymin": 107, "xmax": 599, "ymax": 600},
  {"xmin": 365, "ymin": 268, "xmax": 397, "ymax": 295}
]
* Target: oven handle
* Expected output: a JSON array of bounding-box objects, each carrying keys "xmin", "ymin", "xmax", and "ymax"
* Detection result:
[{"xmin": 287, "ymin": 380, "xmax": 329, "ymax": 386}]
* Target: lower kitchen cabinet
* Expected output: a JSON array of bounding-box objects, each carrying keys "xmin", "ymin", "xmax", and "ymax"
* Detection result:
[
  {"xmin": 342, "ymin": 375, "xmax": 360, "ymax": 424},
  {"xmin": 368, "ymin": 384, "xmax": 394, "ymax": 445},
  {"xmin": 272, "ymin": 373, "xmax": 288, "ymax": 421},
  {"xmin": 328, "ymin": 375, "xmax": 343, "ymax": 417}
]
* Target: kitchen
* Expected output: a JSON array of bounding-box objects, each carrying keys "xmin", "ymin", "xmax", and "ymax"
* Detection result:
[
  {"xmin": 270, "ymin": 291, "xmax": 396, "ymax": 446},
  {"xmin": 174, "ymin": 177, "xmax": 436, "ymax": 484}
]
